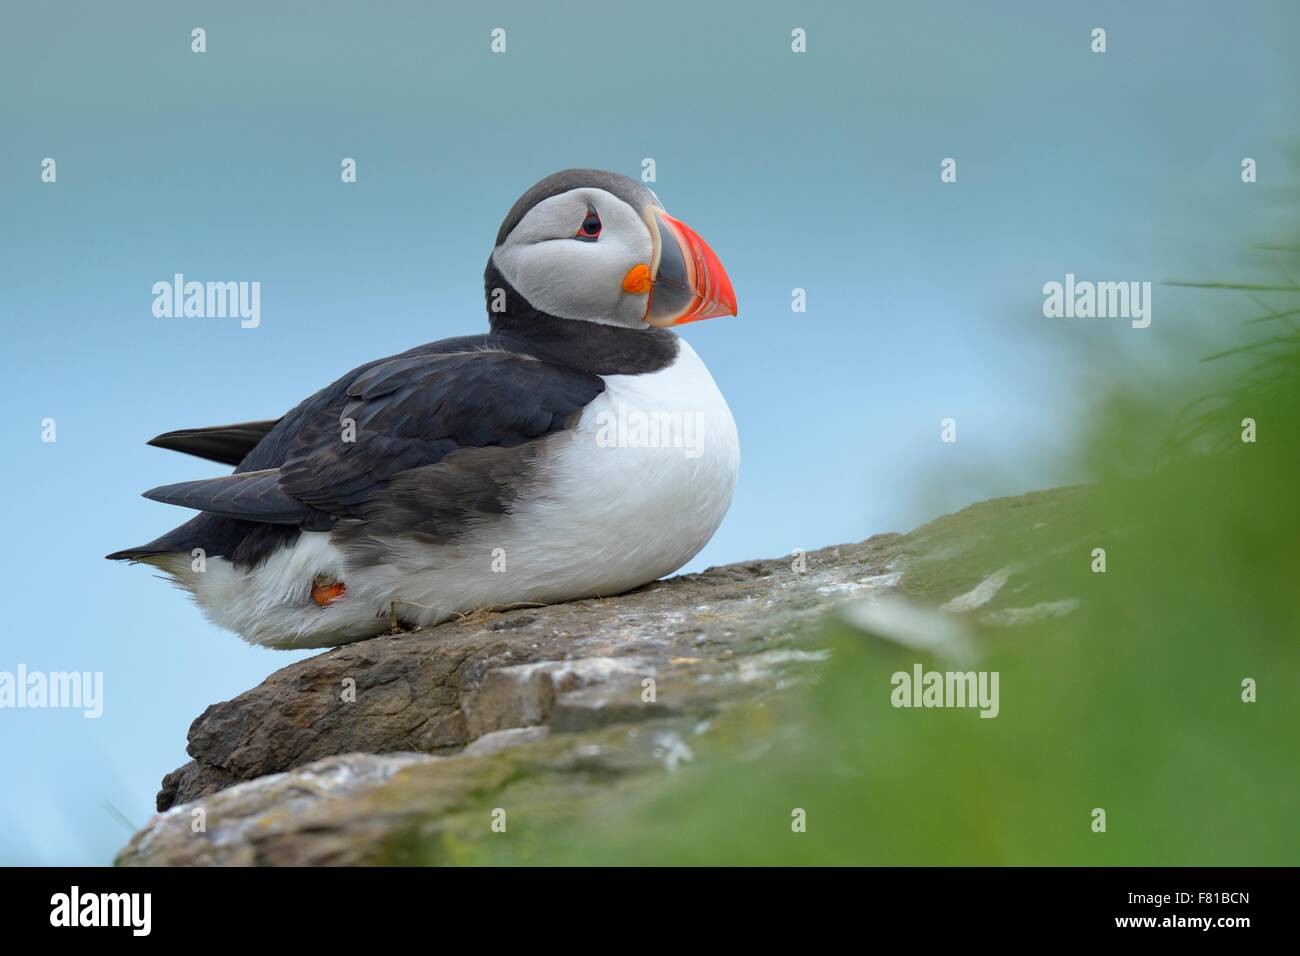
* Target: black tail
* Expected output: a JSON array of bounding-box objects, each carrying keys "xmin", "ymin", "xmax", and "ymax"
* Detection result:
[
  {"xmin": 105, "ymin": 512, "xmax": 299, "ymax": 569},
  {"xmin": 105, "ymin": 513, "xmax": 212, "ymax": 562}
]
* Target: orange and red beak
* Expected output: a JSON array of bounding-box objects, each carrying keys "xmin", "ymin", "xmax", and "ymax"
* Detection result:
[{"xmin": 641, "ymin": 207, "xmax": 737, "ymax": 327}]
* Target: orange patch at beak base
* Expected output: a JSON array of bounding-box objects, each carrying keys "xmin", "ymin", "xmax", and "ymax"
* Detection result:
[{"xmin": 622, "ymin": 263, "xmax": 653, "ymax": 295}]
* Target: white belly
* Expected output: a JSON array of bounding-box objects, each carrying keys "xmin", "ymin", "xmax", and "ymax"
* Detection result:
[{"xmin": 171, "ymin": 339, "xmax": 739, "ymax": 649}]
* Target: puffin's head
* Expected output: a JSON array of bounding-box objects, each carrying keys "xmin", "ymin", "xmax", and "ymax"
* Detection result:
[{"xmin": 487, "ymin": 168, "xmax": 736, "ymax": 329}]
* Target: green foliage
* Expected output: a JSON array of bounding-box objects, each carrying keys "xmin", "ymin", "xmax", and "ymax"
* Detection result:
[{"xmin": 430, "ymin": 231, "xmax": 1300, "ymax": 866}]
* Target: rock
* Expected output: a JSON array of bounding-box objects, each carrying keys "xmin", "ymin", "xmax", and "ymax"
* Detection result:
[
  {"xmin": 118, "ymin": 488, "xmax": 1085, "ymax": 866},
  {"xmin": 463, "ymin": 656, "xmax": 651, "ymax": 738},
  {"xmin": 119, "ymin": 754, "xmax": 441, "ymax": 867},
  {"xmin": 461, "ymin": 726, "xmax": 550, "ymax": 757},
  {"xmin": 150, "ymin": 533, "xmax": 908, "ymax": 813}
]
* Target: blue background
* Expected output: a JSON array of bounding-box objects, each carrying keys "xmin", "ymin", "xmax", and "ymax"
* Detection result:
[{"xmin": 1, "ymin": 0, "xmax": 1296, "ymax": 864}]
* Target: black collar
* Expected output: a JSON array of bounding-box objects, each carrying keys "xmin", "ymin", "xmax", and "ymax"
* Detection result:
[{"xmin": 483, "ymin": 260, "xmax": 679, "ymax": 375}]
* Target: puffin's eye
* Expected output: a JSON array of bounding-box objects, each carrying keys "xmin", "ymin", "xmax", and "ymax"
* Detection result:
[{"xmin": 575, "ymin": 205, "xmax": 601, "ymax": 242}]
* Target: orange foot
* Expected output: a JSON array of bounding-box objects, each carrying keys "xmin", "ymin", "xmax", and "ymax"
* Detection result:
[{"xmin": 311, "ymin": 575, "xmax": 346, "ymax": 606}]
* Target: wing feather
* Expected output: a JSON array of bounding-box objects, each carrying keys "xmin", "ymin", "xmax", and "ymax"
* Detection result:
[
  {"xmin": 147, "ymin": 420, "xmax": 280, "ymax": 465},
  {"xmin": 142, "ymin": 469, "xmax": 328, "ymax": 527}
]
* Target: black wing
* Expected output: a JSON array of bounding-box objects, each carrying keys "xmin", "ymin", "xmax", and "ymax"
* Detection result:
[{"xmin": 133, "ymin": 348, "xmax": 604, "ymax": 530}]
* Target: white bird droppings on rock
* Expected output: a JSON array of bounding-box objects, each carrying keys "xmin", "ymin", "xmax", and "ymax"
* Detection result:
[
  {"xmin": 840, "ymin": 594, "xmax": 976, "ymax": 662},
  {"xmin": 980, "ymin": 599, "xmax": 1081, "ymax": 626},
  {"xmin": 940, "ymin": 567, "xmax": 1012, "ymax": 613}
]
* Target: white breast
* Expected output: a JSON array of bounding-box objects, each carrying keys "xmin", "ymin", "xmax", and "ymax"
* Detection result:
[{"xmin": 498, "ymin": 336, "xmax": 741, "ymax": 599}]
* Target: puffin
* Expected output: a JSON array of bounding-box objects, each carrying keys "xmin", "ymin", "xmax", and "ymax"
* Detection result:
[{"xmin": 107, "ymin": 169, "xmax": 740, "ymax": 648}]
